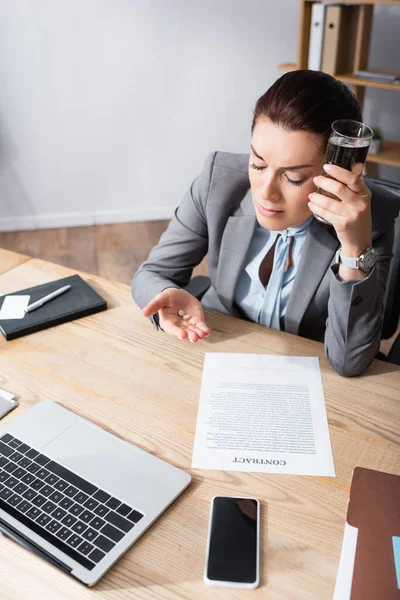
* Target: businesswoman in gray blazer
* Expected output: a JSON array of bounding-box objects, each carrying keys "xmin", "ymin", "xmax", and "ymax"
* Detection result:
[{"xmin": 132, "ymin": 70, "xmax": 399, "ymax": 377}]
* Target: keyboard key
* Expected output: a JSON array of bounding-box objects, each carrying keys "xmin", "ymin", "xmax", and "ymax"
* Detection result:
[
  {"xmin": 69, "ymin": 503, "xmax": 84, "ymax": 517},
  {"xmin": 84, "ymin": 498, "xmax": 99, "ymax": 512},
  {"xmin": 62, "ymin": 514, "xmax": 77, "ymax": 528},
  {"xmin": 21, "ymin": 473, "xmax": 35, "ymax": 485},
  {"xmin": 54, "ymin": 479, "xmax": 69, "ymax": 492},
  {"xmin": 127, "ymin": 509, "xmax": 144, "ymax": 524},
  {"xmin": 31, "ymin": 479, "xmax": 46, "ymax": 492},
  {"xmin": 45, "ymin": 473, "xmax": 59, "ymax": 486},
  {"xmin": 26, "ymin": 506, "xmax": 41, "ymax": 520},
  {"xmin": 68, "ymin": 534, "xmax": 83, "ymax": 548},
  {"xmin": 36, "ymin": 468, "xmax": 50, "ymax": 480},
  {"xmin": 56, "ymin": 527, "xmax": 72, "ymax": 541},
  {"xmin": 77, "ymin": 541, "xmax": 94, "ymax": 556},
  {"xmin": 0, "ymin": 457, "xmax": 9, "ymax": 468},
  {"xmin": 17, "ymin": 443, "xmax": 31, "ymax": 454},
  {"xmin": 9, "ymin": 451, "xmax": 23, "ymax": 463},
  {"xmin": 0, "ymin": 471, "xmax": 11, "ymax": 482},
  {"xmin": 3, "ymin": 462, "xmax": 17, "ymax": 474},
  {"xmin": 4, "ymin": 476, "xmax": 19, "ymax": 489},
  {"xmin": 74, "ymin": 491, "xmax": 89, "ymax": 505},
  {"xmin": 0, "ymin": 433, "xmax": 13, "ymax": 443},
  {"xmin": 32, "ymin": 494, "xmax": 47, "ymax": 508},
  {"xmin": 80, "ymin": 510, "xmax": 95, "ymax": 524},
  {"xmin": 93, "ymin": 534, "xmax": 115, "ymax": 553},
  {"xmin": 22, "ymin": 488, "xmax": 36, "ymax": 501},
  {"xmin": 88, "ymin": 548, "xmax": 105, "ymax": 564},
  {"xmin": 105, "ymin": 497, "xmax": 120, "ymax": 510},
  {"xmin": 116, "ymin": 503, "xmax": 131, "ymax": 517},
  {"xmin": 0, "ymin": 441, "xmax": 14, "ymax": 457},
  {"xmin": 17, "ymin": 500, "xmax": 32, "ymax": 513},
  {"xmin": 93, "ymin": 504, "xmax": 109, "ymax": 517},
  {"xmin": 45, "ymin": 461, "xmax": 97, "ymax": 496},
  {"xmin": 26, "ymin": 462, "xmax": 40, "ymax": 474},
  {"xmin": 64, "ymin": 485, "xmax": 78, "ymax": 498},
  {"xmin": 26, "ymin": 448, "xmax": 39, "ymax": 460},
  {"xmin": 101, "ymin": 523, "xmax": 124, "ymax": 543},
  {"xmin": 105, "ymin": 511, "xmax": 134, "ymax": 533},
  {"xmin": 8, "ymin": 493, "xmax": 23, "ymax": 507},
  {"xmin": 13, "ymin": 467, "xmax": 27, "ymax": 479},
  {"xmin": 72, "ymin": 521, "xmax": 87, "ymax": 535},
  {"xmin": 8, "ymin": 439, "xmax": 21, "ymax": 449},
  {"xmin": 46, "ymin": 520, "xmax": 62, "ymax": 535},
  {"xmin": 36, "ymin": 513, "xmax": 52, "ymax": 528},
  {"xmin": 82, "ymin": 527, "xmax": 98, "ymax": 542},
  {"xmin": 18, "ymin": 457, "xmax": 32, "ymax": 469},
  {"xmin": 52, "ymin": 508, "xmax": 67, "ymax": 521},
  {"xmin": 14, "ymin": 482, "xmax": 28, "ymax": 495},
  {"xmin": 59, "ymin": 497, "xmax": 74, "ymax": 510},
  {"xmin": 34, "ymin": 454, "xmax": 50, "ymax": 466},
  {"xmin": 93, "ymin": 490, "xmax": 110, "ymax": 504},
  {"xmin": 0, "ymin": 488, "xmax": 13, "ymax": 500},
  {"xmin": 90, "ymin": 516, "xmax": 105, "ymax": 530},
  {"xmin": 42, "ymin": 500, "xmax": 57, "ymax": 514},
  {"xmin": 40, "ymin": 485, "xmax": 54, "ymax": 497},
  {"xmin": 49, "ymin": 491, "xmax": 64, "ymax": 503}
]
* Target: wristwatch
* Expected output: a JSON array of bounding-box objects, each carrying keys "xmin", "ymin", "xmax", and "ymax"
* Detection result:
[{"xmin": 335, "ymin": 247, "xmax": 377, "ymax": 273}]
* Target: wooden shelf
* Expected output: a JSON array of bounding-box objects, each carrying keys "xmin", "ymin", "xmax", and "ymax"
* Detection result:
[
  {"xmin": 278, "ymin": 64, "xmax": 400, "ymax": 90},
  {"xmin": 308, "ymin": 0, "xmax": 400, "ymax": 4},
  {"xmin": 366, "ymin": 140, "xmax": 400, "ymax": 167},
  {"xmin": 337, "ymin": 72, "xmax": 400, "ymax": 91}
]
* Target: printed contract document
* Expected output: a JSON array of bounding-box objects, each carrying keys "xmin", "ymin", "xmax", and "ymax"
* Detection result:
[{"xmin": 192, "ymin": 353, "xmax": 335, "ymax": 476}]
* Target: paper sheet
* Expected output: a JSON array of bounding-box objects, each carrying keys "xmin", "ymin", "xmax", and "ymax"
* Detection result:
[
  {"xmin": 192, "ymin": 353, "xmax": 335, "ymax": 476},
  {"xmin": 0, "ymin": 295, "xmax": 30, "ymax": 320}
]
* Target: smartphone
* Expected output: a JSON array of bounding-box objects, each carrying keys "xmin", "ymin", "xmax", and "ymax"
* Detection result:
[{"xmin": 204, "ymin": 496, "xmax": 260, "ymax": 589}]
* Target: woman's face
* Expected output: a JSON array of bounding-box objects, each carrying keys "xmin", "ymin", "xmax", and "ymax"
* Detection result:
[{"xmin": 249, "ymin": 117, "xmax": 325, "ymax": 230}]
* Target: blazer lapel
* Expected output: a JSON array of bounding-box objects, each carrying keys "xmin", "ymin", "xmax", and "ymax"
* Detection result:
[
  {"xmin": 284, "ymin": 218, "xmax": 340, "ymax": 335},
  {"xmin": 216, "ymin": 188, "xmax": 257, "ymax": 314}
]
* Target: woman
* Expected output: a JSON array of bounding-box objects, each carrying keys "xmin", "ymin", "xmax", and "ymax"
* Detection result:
[{"xmin": 132, "ymin": 70, "xmax": 399, "ymax": 377}]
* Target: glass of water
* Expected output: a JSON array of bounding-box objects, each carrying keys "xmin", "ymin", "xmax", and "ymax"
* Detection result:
[{"xmin": 314, "ymin": 119, "xmax": 373, "ymax": 225}]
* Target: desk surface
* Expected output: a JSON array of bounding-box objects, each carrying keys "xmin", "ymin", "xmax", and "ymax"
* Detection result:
[{"xmin": 0, "ymin": 249, "xmax": 399, "ymax": 600}]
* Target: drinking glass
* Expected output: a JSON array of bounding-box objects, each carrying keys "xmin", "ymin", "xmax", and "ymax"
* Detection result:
[{"xmin": 314, "ymin": 119, "xmax": 373, "ymax": 225}]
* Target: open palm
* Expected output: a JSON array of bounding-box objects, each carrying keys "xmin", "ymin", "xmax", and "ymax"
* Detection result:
[{"xmin": 142, "ymin": 287, "xmax": 210, "ymax": 343}]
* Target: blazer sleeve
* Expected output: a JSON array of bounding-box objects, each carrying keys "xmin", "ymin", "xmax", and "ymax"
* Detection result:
[
  {"xmin": 131, "ymin": 152, "xmax": 215, "ymax": 310},
  {"xmin": 324, "ymin": 222, "xmax": 395, "ymax": 377}
]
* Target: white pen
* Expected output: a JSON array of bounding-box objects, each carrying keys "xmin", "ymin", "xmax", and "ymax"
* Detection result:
[{"xmin": 24, "ymin": 284, "xmax": 72, "ymax": 314}]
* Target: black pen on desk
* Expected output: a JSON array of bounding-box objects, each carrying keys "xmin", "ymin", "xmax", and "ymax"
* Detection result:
[{"xmin": 24, "ymin": 284, "xmax": 71, "ymax": 314}]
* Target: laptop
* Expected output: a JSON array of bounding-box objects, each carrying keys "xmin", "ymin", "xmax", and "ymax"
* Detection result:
[{"xmin": 0, "ymin": 399, "xmax": 191, "ymax": 586}]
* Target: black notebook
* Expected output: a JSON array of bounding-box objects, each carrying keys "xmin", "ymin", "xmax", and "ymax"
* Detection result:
[{"xmin": 0, "ymin": 274, "xmax": 107, "ymax": 341}]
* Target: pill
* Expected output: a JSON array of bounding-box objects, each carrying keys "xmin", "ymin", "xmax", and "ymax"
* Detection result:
[
  {"xmin": 178, "ymin": 310, "xmax": 185, "ymax": 317},
  {"xmin": 183, "ymin": 314, "xmax": 191, "ymax": 320}
]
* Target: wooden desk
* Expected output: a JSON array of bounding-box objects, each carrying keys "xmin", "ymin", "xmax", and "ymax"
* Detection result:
[
  {"xmin": 0, "ymin": 249, "xmax": 30, "ymax": 276},
  {"xmin": 0, "ymin": 250, "xmax": 399, "ymax": 600}
]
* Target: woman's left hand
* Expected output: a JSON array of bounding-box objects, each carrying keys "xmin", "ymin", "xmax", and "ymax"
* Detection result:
[{"xmin": 308, "ymin": 163, "xmax": 372, "ymax": 257}]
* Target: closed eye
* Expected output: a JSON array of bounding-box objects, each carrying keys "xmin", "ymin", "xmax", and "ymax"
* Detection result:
[
  {"xmin": 250, "ymin": 163, "xmax": 265, "ymax": 171},
  {"xmin": 284, "ymin": 174, "xmax": 306, "ymax": 186}
]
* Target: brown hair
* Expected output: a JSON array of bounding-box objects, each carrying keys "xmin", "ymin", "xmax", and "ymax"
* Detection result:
[{"xmin": 252, "ymin": 70, "xmax": 362, "ymax": 148}]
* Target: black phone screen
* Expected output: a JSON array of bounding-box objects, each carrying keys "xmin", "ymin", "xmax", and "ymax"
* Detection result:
[{"xmin": 206, "ymin": 496, "xmax": 258, "ymax": 584}]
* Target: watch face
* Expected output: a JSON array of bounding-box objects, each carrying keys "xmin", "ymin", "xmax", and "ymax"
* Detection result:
[{"xmin": 361, "ymin": 248, "xmax": 376, "ymax": 272}]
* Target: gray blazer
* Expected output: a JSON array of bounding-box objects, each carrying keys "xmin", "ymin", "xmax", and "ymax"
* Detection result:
[{"xmin": 132, "ymin": 152, "xmax": 400, "ymax": 377}]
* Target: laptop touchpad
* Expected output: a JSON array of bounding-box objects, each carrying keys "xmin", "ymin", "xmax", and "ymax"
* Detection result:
[{"xmin": 43, "ymin": 419, "xmax": 159, "ymax": 507}]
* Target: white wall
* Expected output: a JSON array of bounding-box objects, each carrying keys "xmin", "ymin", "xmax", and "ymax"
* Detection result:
[{"xmin": 0, "ymin": 0, "xmax": 399, "ymax": 232}]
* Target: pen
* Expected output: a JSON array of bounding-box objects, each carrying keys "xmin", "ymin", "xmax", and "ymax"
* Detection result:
[{"xmin": 24, "ymin": 285, "xmax": 72, "ymax": 314}]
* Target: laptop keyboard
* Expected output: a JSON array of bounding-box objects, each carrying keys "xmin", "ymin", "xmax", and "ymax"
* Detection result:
[{"xmin": 0, "ymin": 433, "xmax": 144, "ymax": 571}]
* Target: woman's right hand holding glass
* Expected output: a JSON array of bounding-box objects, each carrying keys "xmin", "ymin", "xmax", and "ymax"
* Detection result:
[{"xmin": 142, "ymin": 287, "xmax": 210, "ymax": 343}]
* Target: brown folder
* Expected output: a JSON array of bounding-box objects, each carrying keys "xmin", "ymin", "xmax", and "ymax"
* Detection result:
[
  {"xmin": 347, "ymin": 467, "xmax": 400, "ymax": 599},
  {"xmin": 321, "ymin": 5, "xmax": 357, "ymax": 76}
]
